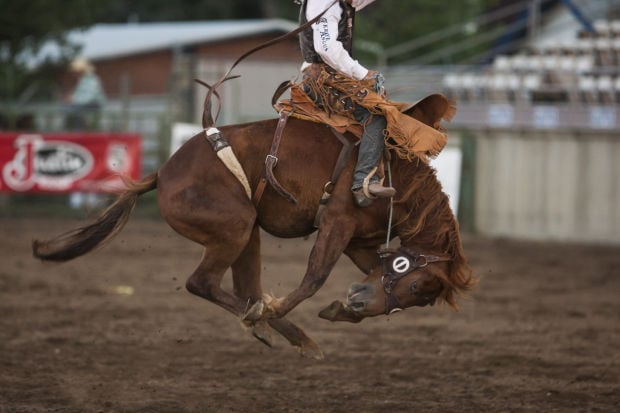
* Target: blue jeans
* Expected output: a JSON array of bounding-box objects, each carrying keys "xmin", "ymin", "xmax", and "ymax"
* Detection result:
[{"xmin": 352, "ymin": 106, "xmax": 387, "ymax": 190}]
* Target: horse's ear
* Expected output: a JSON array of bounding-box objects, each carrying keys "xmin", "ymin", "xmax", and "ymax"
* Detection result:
[{"xmin": 402, "ymin": 94, "xmax": 456, "ymax": 130}]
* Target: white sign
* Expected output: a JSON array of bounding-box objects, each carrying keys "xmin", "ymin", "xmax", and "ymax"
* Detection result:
[
  {"xmin": 430, "ymin": 146, "xmax": 463, "ymax": 214},
  {"xmin": 170, "ymin": 122, "xmax": 202, "ymax": 156},
  {"xmin": 533, "ymin": 106, "xmax": 559, "ymax": 129},
  {"xmin": 589, "ymin": 106, "xmax": 616, "ymax": 129},
  {"xmin": 488, "ymin": 104, "xmax": 514, "ymax": 127}
]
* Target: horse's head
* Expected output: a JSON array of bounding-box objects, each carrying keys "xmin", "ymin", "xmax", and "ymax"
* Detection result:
[
  {"xmin": 347, "ymin": 247, "xmax": 449, "ymax": 316},
  {"xmin": 319, "ymin": 247, "xmax": 453, "ymax": 322},
  {"xmin": 319, "ymin": 95, "xmax": 474, "ymax": 323}
]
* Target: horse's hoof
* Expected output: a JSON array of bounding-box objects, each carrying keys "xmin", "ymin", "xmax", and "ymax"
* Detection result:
[
  {"xmin": 318, "ymin": 300, "xmax": 363, "ymax": 323},
  {"xmin": 251, "ymin": 322, "xmax": 273, "ymax": 348},
  {"xmin": 243, "ymin": 299, "xmax": 265, "ymax": 321},
  {"xmin": 318, "ymin": 300, "xmax": 342, "ymax": 321},
  {"xmin": 297, "ymin": 341, "xmax": 324, "ymax": 360}
]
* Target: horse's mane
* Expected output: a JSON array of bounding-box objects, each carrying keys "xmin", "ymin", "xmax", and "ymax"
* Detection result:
[{"xmin": 394, "ymin": 159, "xmax": 476, "ymax": 308}]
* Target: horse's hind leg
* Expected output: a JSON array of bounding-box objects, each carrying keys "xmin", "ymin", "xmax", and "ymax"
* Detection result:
[
  {"xmin": 230, "ymin": 224, "xmax": 263, "ymax": 306},
  {"xmin": 185, "ymin": 247, "xmax": 251, "ymax": 316},
  {"xmin": 177, "ymin": 205, "xmax": 253, "ymax": 314},
  {"xmin": 229, "ymin": 224, "xmax": 270, "ymax": 345},
  {"xmin": 231, "ymin": 225, "xmax": 324, "ymax": 359}
]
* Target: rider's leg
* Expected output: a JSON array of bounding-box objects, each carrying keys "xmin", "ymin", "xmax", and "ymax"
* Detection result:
[{"xmin": 351, "ymin": 106, "xmax": 395, "ymax": 206}]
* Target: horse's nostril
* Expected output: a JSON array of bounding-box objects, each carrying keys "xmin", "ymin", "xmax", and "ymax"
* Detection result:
[
  {"xmin": 347, "ymin": 283, "xmax": 366, "ymax": 299},
  {"xmin": 348, "ymin": 283, "xmax": 366, "ymax": 295}
]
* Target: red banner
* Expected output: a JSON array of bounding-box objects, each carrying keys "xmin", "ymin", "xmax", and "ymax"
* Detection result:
[{"xmin": 0, "ymin": 132, "xmax": 141, "ymax": 193}]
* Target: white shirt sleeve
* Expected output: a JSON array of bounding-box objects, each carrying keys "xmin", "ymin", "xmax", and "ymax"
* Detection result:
[
  {"xmin": 350, "ymin": 0, "xmax": 376, "ymax": 11},
  {"xmin": 306, "ymin": 0, "xmax": 369, "ymax": 80}
]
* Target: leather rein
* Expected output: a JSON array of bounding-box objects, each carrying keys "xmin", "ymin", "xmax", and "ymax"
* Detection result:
[{"xmin": 200, "ymin": 0, "xmax": 338, "ymax": 129}]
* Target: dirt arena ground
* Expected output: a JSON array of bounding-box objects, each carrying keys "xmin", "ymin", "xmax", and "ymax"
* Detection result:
[{"xmin": 1, "ymin": 216, "xmax": 619, "ymax": 412}]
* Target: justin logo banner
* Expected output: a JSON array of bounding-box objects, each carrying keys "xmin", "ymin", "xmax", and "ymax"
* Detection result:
[{"xmin": 0, "ymin": 133, "xmax": 141, "ymax": 193}]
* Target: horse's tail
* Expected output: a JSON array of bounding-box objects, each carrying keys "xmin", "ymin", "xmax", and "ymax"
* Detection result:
[{"xmin": 32, "ymin": 173, "xmax": 158, "ymax": 262}]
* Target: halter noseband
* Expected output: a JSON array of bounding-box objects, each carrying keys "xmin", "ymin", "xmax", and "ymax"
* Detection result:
[{"xmin": 378, "ymin": 247, "xmax": 450, "ymax": 314}]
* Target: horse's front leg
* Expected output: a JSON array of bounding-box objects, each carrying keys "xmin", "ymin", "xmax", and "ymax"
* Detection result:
[
  {"xmin": 245, "ymin": 218, "xmax": 355, "ymax": 321},
  {"xmin": 232, "ymin": 224, "xmax": 324, "ymax": 359},
  {"xmin": 318, "ymin": 243, "xmax": 382, "ymax": 323}
]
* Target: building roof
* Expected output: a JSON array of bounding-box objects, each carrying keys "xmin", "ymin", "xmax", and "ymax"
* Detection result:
[{"xmin": 33, "ymin": 19, "xmax": 298, "ymax": 65}]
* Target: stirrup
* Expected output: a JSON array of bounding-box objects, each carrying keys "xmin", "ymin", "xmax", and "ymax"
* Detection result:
[
  {"xmin": 367, "ymin": 183, "xmax": 396, "ymax": 198},
  {"xmin": 362, "ymin": 167, "xmax": 380, "ymax": 199},
  {"xmin": 352, "ymin": 188, "xmax": 374, "ymax": 207}
]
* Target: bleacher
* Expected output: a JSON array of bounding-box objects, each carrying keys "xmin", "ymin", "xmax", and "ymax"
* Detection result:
[{"xmin": 442, "ymin": 19, "xmax": 620, "ymax": 105}]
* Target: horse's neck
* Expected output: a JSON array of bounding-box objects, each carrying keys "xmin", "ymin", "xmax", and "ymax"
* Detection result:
[{"xmin": 394, "ymin": 159, "xmax": 453, "ymax": 253}]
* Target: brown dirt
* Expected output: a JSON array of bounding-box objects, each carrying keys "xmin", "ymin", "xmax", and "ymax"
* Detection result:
[{"xmin": 1, "ymin": 217, "xmax": 619, "ymax": 412}]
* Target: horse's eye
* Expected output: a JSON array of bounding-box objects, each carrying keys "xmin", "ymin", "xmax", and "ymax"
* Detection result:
[{"xmin": 410, "ymin": 279, "xmax": 418, "ymax": 292}]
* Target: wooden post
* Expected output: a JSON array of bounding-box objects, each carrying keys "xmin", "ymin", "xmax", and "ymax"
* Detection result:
[{"xmin": 457, "ymin": 130, "xmax": 477, "ymax": 233}]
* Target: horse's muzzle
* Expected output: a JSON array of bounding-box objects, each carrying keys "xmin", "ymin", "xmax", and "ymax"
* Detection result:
[{"xmin": 346, "ymin": 282, "xmax": 375, "ymax": 312}]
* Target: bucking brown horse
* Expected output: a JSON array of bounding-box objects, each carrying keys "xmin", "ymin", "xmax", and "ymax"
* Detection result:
[{"xmin": 32, "ymin": 95, "xmax": 474, "ymax": 359}]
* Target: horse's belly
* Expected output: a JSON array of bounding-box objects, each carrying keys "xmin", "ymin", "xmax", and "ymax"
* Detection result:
[{"xmin": 256, "ymin": 192, "xmax": 319, "ymax": 239}]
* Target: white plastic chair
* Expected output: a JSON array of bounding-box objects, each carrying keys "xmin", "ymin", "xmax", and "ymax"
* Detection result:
[
  {"xmin": 558, "ymin": 55, "xmax": 577, "ymax": 72},
  {"xmin": 520, "ymin": 74, "xmax": 541, "ymax": 101},
  {"xmin": 493, "ymin": 55, "xmax": 511, "ymax": 72},
  {"xmin": 594, "ymin": 20, "xmax": 610, "ymax": 37},
  {"xmin": 575, "ymin": 55, "xmax": 594, "ymax": 74},
  {"xmin": 511, "ymin": 54, "xmax": 528, "ymax": 72},
  {"xmin": 597, "ymin": 75, "xmax": 614, "ymax": 103},
  {"xmin": 578, "ymin": 75, "xmax": 598, "ymax": 103},
  {"xmin": 526, "ymin": 55, "xmax": 544, "ymax": 72}
]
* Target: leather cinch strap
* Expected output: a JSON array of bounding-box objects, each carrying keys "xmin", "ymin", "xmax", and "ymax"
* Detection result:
[
  {"xmin": 253, "ymin": 110, "xmax": 297, "ymax": 207},
  {"xmin": 313, "ymin": 129, "xmax": 357, "ymax": 228}
]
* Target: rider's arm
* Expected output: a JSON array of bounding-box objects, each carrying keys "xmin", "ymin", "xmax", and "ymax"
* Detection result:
[
  {"xmin": 306, "ymin": 0, "xmax": 369, "ymax": 80},
  {"xmin": 349, "ymin": 0, "xmax": 375, "ymax": 10}
]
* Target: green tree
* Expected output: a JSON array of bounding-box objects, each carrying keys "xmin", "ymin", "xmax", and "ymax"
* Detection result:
[
  {"xmin": 0, "ymin": 0, "xmax": 108, "ymax": 104},
  {"xmin": 0, "ymin": 0, "xmax": 500, "ymax": 108},
  {"xmin": 354, "ymin": 0, "xmax": 499, "ymax": 65},
  {"xmin": 91, "ymin": 0, "xmax": 289, "ymax": 22}
]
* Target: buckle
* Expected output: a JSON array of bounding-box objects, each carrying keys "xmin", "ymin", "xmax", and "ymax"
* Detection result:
[{"xmin": 265, "ymin": 154, "xmax": 278, "ymax": 166}]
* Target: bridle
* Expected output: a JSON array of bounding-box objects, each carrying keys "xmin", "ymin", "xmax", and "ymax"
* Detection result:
[{"xmin": 378, "ymin": 247, "xmax": 451, "ymax": 314}]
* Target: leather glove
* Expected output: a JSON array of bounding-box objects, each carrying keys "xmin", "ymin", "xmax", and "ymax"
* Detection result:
[{"xmin": 364, "ymin": 70, "xmax": 386, "ymax": 97}]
